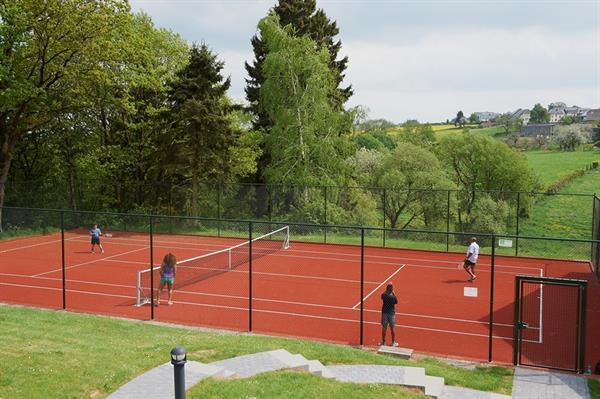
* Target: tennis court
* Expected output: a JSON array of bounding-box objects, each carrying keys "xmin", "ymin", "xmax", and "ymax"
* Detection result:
[{"xmin": 0, "ymin": 225, "xmax": 597, "ymax": 365}]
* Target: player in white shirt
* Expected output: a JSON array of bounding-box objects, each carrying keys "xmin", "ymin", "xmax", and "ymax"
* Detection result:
[{"xmin": 463, "ymin": 237, "xmax": 479, "ymax": 282}]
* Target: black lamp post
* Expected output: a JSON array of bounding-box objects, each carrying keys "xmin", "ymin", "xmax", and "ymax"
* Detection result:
[{"xmin": 170, "ymin": 346, "xmax": 187, "ymax": 399}]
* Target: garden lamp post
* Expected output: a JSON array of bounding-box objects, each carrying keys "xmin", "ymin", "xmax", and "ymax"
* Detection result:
[{"xmin": 170, "ymin": 346, "xmax": 187, "ymax": 399}]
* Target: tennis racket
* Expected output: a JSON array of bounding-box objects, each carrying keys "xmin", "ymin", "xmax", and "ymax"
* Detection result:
[{"xmin": 104, "ymin": 233, "xmax": 113, "ymax": 238}]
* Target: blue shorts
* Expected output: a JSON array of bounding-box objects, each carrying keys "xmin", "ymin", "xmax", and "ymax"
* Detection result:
[
  {"xmin": 91, "ymin": 237, "xmax": 100, "ymax": 245},
  {"xmin": 160, "ymin": 277, "xmax": 174, "ymax": 286},
  {"xmin": 382, "ymin": 313, "xmax": 395, "ymax": 328}
]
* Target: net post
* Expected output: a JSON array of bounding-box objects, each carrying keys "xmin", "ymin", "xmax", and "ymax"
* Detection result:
[
  {"xmin": 61, "ymin": 210, "xmax": 66, "ymax": 310},
  {"xmin": 136, "ymin": 271, "xmax": 141, "ymax": 306},
  {"xmin": 248, "ymin": 221, "xmax": 253, "ymax": 332},
  {"xmin": 150, "ymin": 216, "xmax": 154, "ymax": 319},
  {"xmin": 360, "ymin": 227, "xmax": 364, "ymax": 347},
  {"xmin": 488, "ymin": 235, "xmax": 495, "ymax": 362}
]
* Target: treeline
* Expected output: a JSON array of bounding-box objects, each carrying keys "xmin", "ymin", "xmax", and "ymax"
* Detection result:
[{"xmin": 1, "ymin": 0, "xmax": 540, "ymax": 235}]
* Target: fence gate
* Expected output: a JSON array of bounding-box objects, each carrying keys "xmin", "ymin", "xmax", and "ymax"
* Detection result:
[{"xmin": 513, "ymin": 276, "xmax": 587, "ymax": 373}]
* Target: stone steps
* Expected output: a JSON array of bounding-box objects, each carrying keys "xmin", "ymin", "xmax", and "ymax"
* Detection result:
[{"xmin": 109, "ymin": 348, "xmax": 492, "ymax": 399}]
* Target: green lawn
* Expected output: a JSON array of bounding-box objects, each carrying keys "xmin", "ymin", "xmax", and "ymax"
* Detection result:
[
  {"xmin": 589, "ymin": 378, "xmax": 600, "ymax": 399},
  {"xmin": 524, "ymin": 149, "xmax": 600, "ymax": 188},
  {"xmin": 519, "ymin": 169, "xmax": 600, "ymax": 239},
  {"xmin": 0, "ymin": 305, "xmax": 513, "ymax": 398}
]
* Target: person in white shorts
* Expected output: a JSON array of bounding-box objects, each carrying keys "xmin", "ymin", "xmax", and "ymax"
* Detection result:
[{"xmin": 463, "ymin": 237, "xmax": 479, "ymax": 282}]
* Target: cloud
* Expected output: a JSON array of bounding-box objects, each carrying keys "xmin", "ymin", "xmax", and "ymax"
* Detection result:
[
  {"xmin": 342, "ymin": 27, "xmax": 599, "ymax": 121},
  {"xmin": 129, "ymin": 0, "xmax": 600, "ymax": 122}
]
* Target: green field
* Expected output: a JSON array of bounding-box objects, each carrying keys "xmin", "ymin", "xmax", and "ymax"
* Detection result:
[
  {"xmin": 524, "ymin": 149, "xmax": 600, "ymax": 188},
  {"xmin": 519, "ymin": 168, "xmax": 599, "ymax": 239},
  {"xmin": 0, "ymin": 305, "xmax": 513, "ymax": 398}
]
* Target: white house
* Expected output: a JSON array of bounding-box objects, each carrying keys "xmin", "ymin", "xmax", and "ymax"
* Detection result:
[
  {"xmin": 549, "ymin": 107, "xmax": 565, "ymax": 123},
  {"xmin": 511, "ymin": 108, "xmax": 530, "ymax": 125}
]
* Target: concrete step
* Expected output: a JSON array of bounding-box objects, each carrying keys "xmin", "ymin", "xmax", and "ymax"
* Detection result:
[
  {"xmin": 378, "ymin": 345, "xmax": 414, "ymax": 359},
  {"xmin": 208, "ymin": 350, "xmax": 294, "ymax": 378},
  {"xmin": 305, "ymin": 359, "xmax": 335, "ymax": 378},
  {"xmin": 326, "ymin": 365, "xmax": 448, "ymax": 398},
  {"xmin": 424, "ymin": 375, "xmax": 445, "ymax": 398}
]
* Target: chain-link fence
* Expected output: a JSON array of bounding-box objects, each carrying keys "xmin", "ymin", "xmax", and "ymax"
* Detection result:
[
  {"xmin": 4, "ymin": 181, "xmax": 596, "ymax": 241},
  {"xmin": 1, "ymin": 206, "xmax": 598, "ymax": 365}
]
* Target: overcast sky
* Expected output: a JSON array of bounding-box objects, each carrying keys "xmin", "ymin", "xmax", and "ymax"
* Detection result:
[{"xmin": 129, "ymin": 0, "xmax": 600, "ymax": 123}]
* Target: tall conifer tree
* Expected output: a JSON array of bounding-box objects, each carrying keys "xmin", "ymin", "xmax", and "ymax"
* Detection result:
[
  {"xmin": 244, "ymin": 0, "xmax": 352, "ymax": 182},
  {"xmin": 167, "ymin": 44, "xmax": 236, "ymax": 217}
]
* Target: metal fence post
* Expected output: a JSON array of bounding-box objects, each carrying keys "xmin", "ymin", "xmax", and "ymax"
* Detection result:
[
  {"xmin": 488, "ymin": 235, "xmax": 495, "ymax": 362},
  {"xmin": 515, "ymin": 192, "xmax": 520, "ymax": 256},
  {"xmin": 61, "ymin": 211, "xmax": 66, "ymax": 310},
  {"xmin": 446, "ymin": 190, "xmax": 451, "ymax": 252},
  {"xmin": 150, "ymin": 216, "xmax": 154, "ymax": 319},
  {"xmin": 360, "ymin": 228, "xmax": 365, "ymax": 347},
  {"xmin": 579, "ymin": 282, "xmax": 587, "ymax": 373},
  {"xmin": 382, "ymin": 189, "xmax": 387, "ymax": 248},
  {"xmin": 249, "ymin": 221, "xmax": 253, "ymax": 332},
  {"xmin": 324, "ymin": 186, "xmax": 328, "ymax": 243},
  {"xmin": 217, "ymin": 183, "xmax": 221, "ymax": 237}
]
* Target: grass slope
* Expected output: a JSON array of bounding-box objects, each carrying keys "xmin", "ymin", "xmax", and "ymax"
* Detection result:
[
  {"xmin": 520, "ymin": 169, "xmax": 600, "ymax": 239},
  {"xmin": 0, "ymin": 305, "xmax": 513, "ymax": 398},
  {"xmin": 524, "ymin": 149, "xmax": 600, "ymax": 188}
]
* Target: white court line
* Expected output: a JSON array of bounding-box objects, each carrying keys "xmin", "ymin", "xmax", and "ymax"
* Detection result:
[
  {"xmin": 352, "ymin": 265, "xmax": 405, "ymax": 309},
  {"xmin": 0, "ymin": 236, "xmax": 80, "ymax": 254},
  {"xmin": 58, "ymin": 236, "xmax": 545, "ymax": 271},
  {"xmin": 31, "ymin": 247, "xmax": 149, "ymax": 277},
  {"xmin": 0, "ymin": 279, "xmax": 538, "ymax": 341}
]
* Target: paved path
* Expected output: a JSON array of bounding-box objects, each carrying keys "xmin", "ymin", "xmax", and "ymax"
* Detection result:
[
  {"xmin": 512, "ymin": 367, "xmax": 589, "ymax": 399},
  {"xmin": 107, "ymin": 349, "xmax": 591, "ymax": 399}
]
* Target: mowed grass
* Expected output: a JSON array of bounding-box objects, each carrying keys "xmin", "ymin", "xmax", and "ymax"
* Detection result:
[
  {"xmin": 524, "ymin": 149, "xmax": 600, "ymax": 188},
  {"xmin": 519, "ymin": 169, "xmax": 600, "ymax": 239},
  {"xmin": 0, "ymin": 305, "xmax": 513, "ymax": 398},
  {"xmin": 589, "ymin": 378, "xmax": 600, "ymax": 399}
]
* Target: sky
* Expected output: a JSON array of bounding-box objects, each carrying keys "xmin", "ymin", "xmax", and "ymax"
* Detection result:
[{"xmin": 129, "ymin": 0, "xmax": 600, "ymax": 123}]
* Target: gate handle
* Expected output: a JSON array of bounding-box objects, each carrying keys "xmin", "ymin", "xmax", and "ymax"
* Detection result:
[{"xmin": 517, "ymin": 321, "xmax": 529, "ymax": 330}]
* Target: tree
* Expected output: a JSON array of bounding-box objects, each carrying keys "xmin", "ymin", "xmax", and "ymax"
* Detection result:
[
  {"xmin": 397, "ymin": 121, "xmax": 435, "ymax": 148},
  {"xmin": 495, "ymin": 113, "xmax": 518, "ymax": 134},
  {"xmin": 455, "ymin": 110, "xmax": 466, "ymax": 127},
  {"xmin": 245, "ymin": 0, "xmax": 352, "ymax": 182},
  {"xmin": 436, "ymin": 133, "xmax": 539, "ymax": 230},
  {"xmin": 593, "ymin": 121, "xmax": 600, "ymax": 144},
  {"xmin": 373, "ymin": 142, "xmax": 454, "ymax": 229},
  {"xmin": 530, "ymin": 103, "xmax": 550, "ymax": 123},
  {"xmin": 469, "ymin": 113, "xmax": 480, "ymax": 124},
  {"xmin": 561, "ymin": 115, "xmax": 576, "ymax": 125},
  {"xmin": 258, "ymin": 14, "xmax": 353, "ymax": 186},
  {"xmin": 166, "ymin": 44, "xmax": 255, "ymax": 217},
  {"xmin": 0, "ymin": 0, "xmax": 130, "ymax": 228}
]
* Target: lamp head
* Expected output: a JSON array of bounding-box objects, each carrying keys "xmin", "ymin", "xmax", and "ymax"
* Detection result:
[{"xmin": 170, "ymin": 347, "xmax": 187, "ymax": 364}]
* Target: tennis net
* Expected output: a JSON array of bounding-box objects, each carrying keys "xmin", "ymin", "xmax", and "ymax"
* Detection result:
[{"xmin": 135, "ymin": 226, "xmax": 290, "ymax": 306}]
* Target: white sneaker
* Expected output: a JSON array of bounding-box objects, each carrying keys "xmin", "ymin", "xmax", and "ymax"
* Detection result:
[
  {"xmin": 392, "ymin": 342, "xmax": 399, "ymax": 347},
  {"xmin": 100, "ymin": 249, "xmax": 105, "ymax": 254}
]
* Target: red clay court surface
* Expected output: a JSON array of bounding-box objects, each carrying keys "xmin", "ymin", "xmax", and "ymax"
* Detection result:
[{"xmin": 1, "ymin": 230, "xmax": 598, "ymax": 366}]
